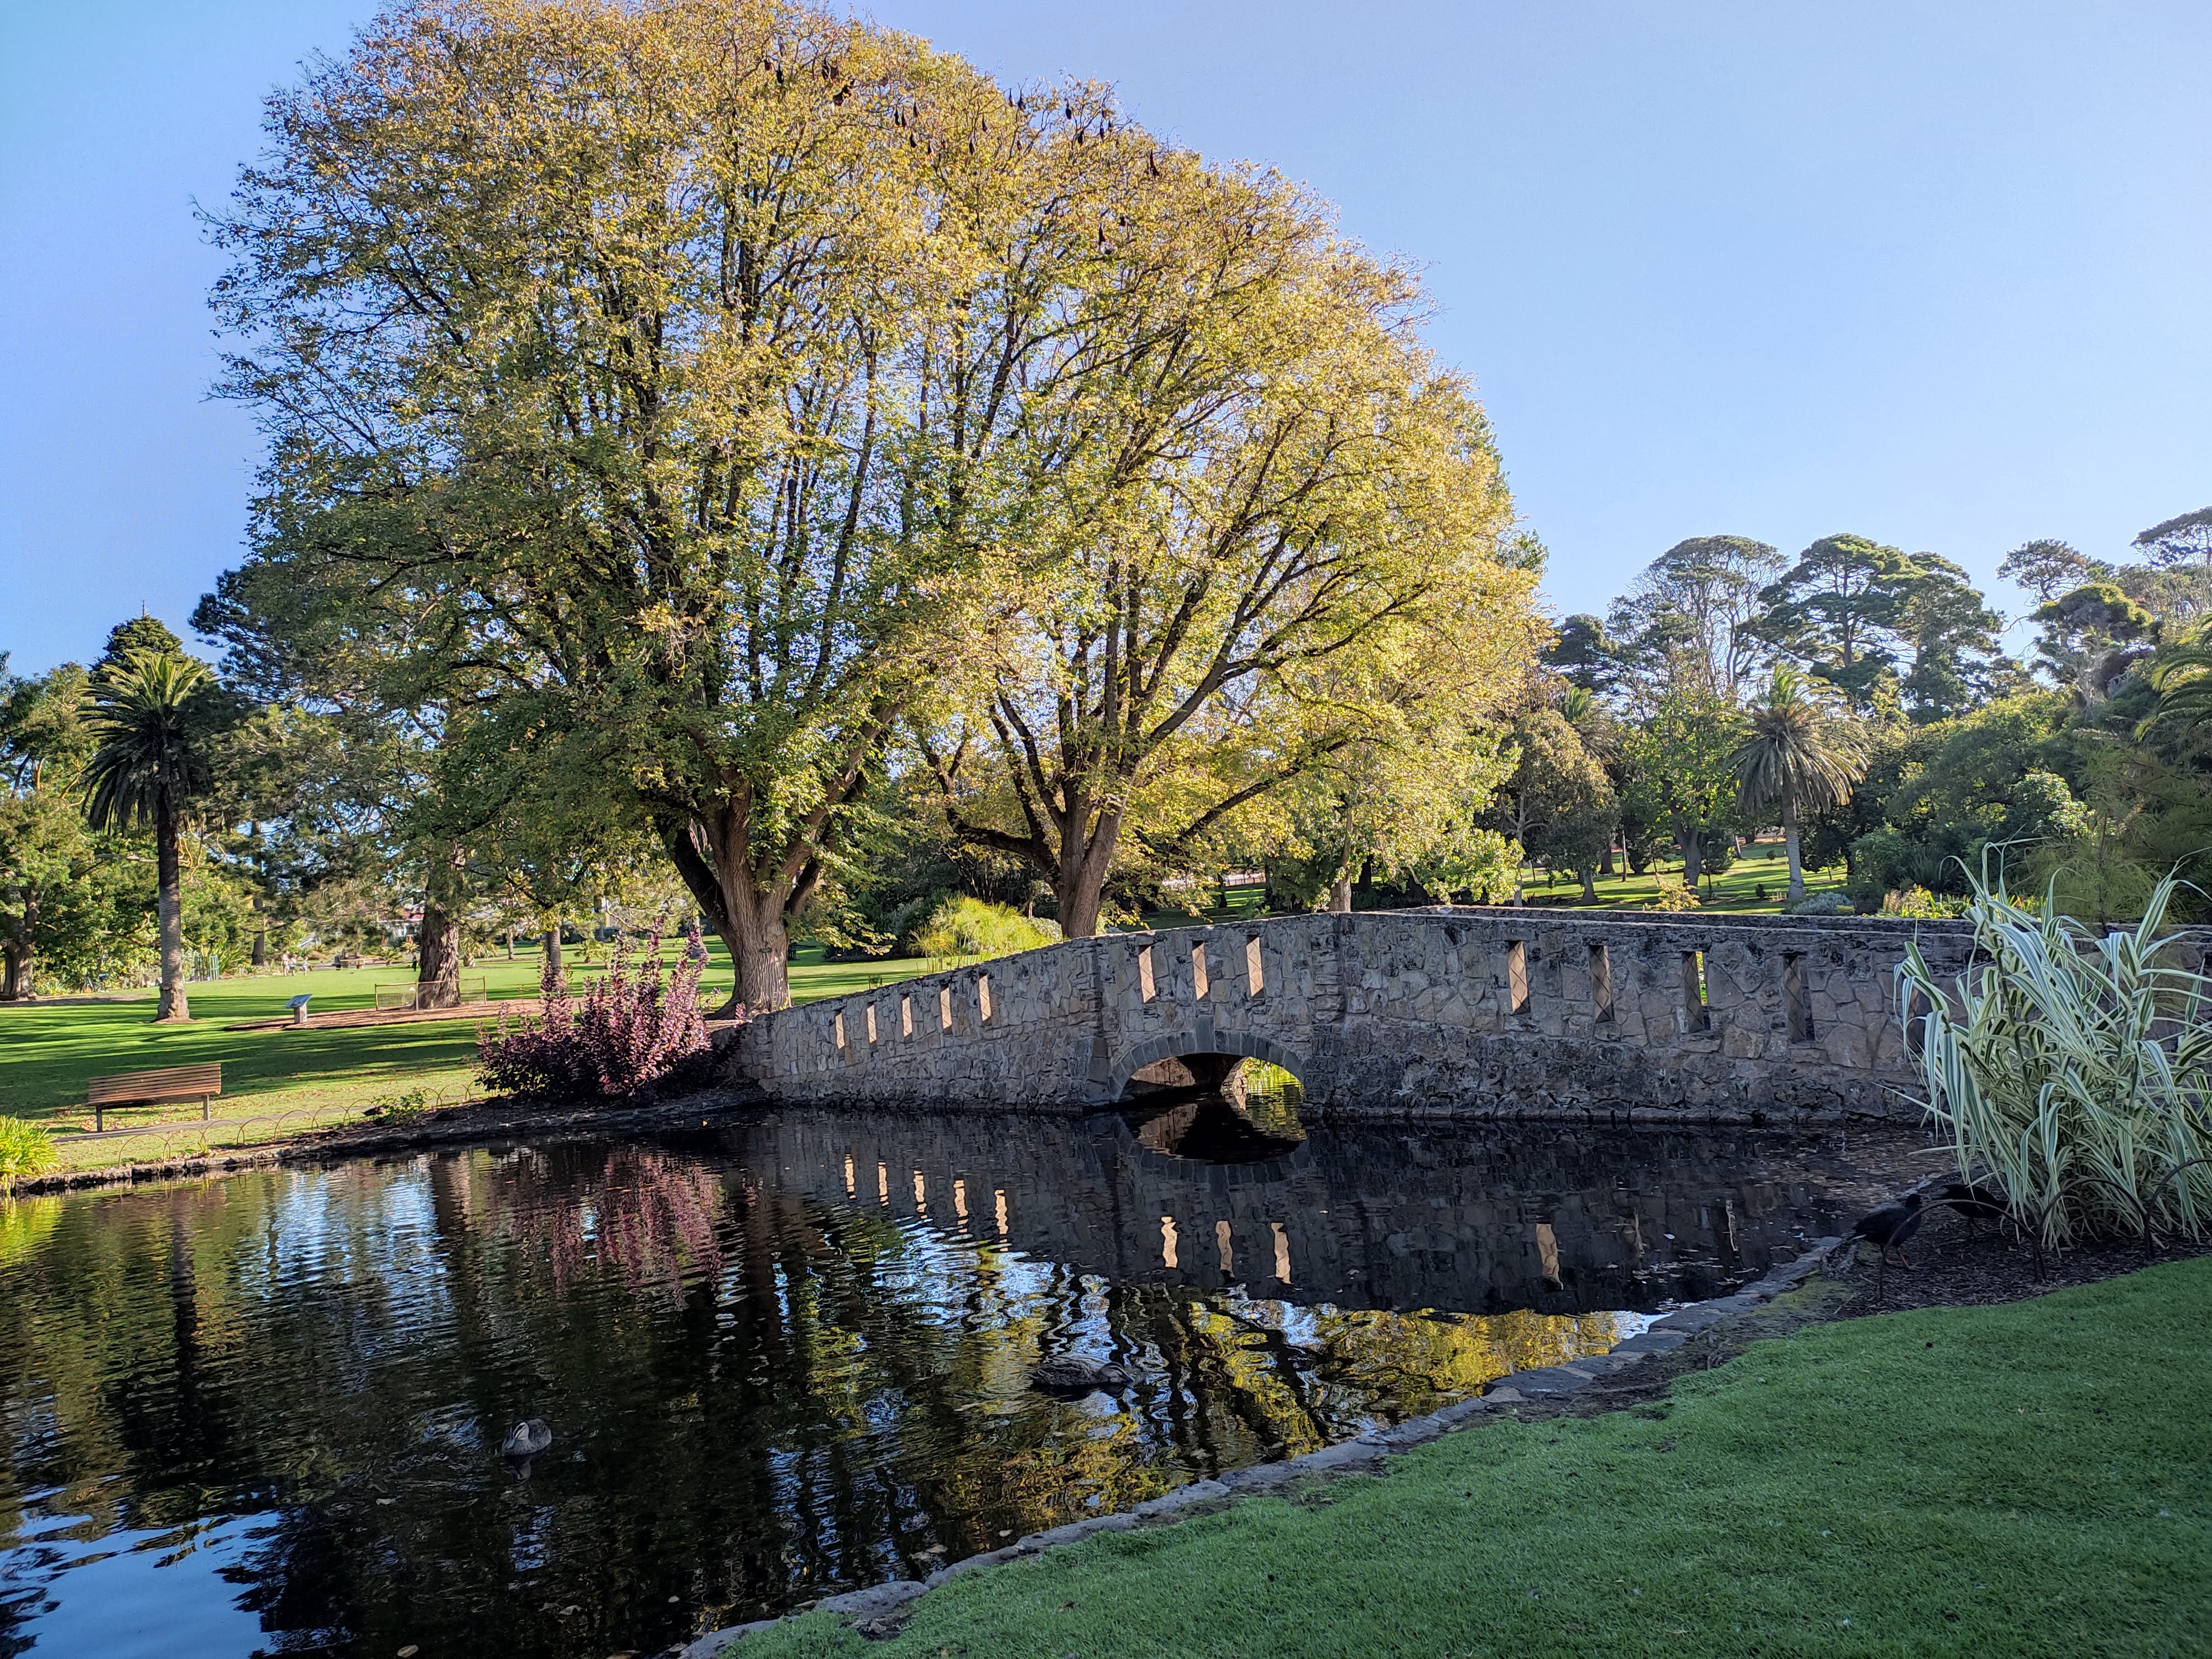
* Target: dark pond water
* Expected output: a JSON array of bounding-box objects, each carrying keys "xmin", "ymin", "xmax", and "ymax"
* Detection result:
[{"xmin": 0, "ymin": 1102, "xmax": 1928, "ymax": 1658}]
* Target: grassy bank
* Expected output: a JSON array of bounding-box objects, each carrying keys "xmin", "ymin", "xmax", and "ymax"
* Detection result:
[
  {"xmin": 0, "ymin": 943, "xmax": 940, "ymax": 1168},
  {"xmin": 1, "ymin": 859, "xmax": 1845, "ymax": 1171},
  {"xmin": 738, "ymin": 1259, "xmax": 2212, "ymax": 1658}
]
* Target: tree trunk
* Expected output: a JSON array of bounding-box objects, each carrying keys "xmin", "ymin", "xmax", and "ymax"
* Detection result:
[
  {"xmin": 415, "ymin": 846, "xmax": 466, "ymax": 1008},
  {"xmin": 1678, "ymin": 827, "xmax": 1704, "ymax": 889},
  {"xmin": 1782, "ymin": 791, "xmax": 1806, "ymax": 904},
  {"xmin": 1600, "ymin": 838, "xmax": 1616, "ymax": 877},
  {"xmin": 722, "ymin": 885, "xmax": 792, "ymax": 1013},
  {"xmin": 1051, "ymin": 809, "xmax": 1125, "ymax": 941},
  {"xmin": 543, "ymin": 925, "xmax": 564, "ymax": 985},
  {"xmin": 1579, "ymin": 865, "xmax": 1598, "ymax": 902},
  {"xmin": 1, "ymin": 891, "xmax": 34, "ymax": 1001},
  {"xmin": 251, "ymin": 920, "xmax": 267, "ymax": 969},
  {"xmin": 1328, "ymin": 867, "xmax": 1354, "ymax": 914},
  {"xmin": 417, "ymin": 907, "xmax": 463, "ymax": 1009},
  {"xmin": 154, "ymin": 796, "xmax": 190, "ymax": 1022},
  {"xmin": 1, "ymin": 940, "xmax": 30, "ymax": 1001},
  {"xmin": 660, "ymin": 810, "xmax": 802, "ymax": 1014}
]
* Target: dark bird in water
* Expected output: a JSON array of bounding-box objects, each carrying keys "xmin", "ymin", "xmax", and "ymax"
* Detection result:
[
  {"xmin": 502, "ymin": 1419, "xmax": 553, "ymax": 1459},
  {"xmin": 1938, "ymin": 1181, "xmax": 2008, "ymax": 1237},
  {"xmin": 1851, "ymin": 1192, "xmax": 1927, "ymax": 1267},
  {"xmin": 1030, "ymin": 1357, "xmax": 1132, "ymax": 1395}
]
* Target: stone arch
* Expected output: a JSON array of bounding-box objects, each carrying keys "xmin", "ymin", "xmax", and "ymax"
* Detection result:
[{"xmin": 1103, "ymin": 1026, "xmax": 1310, "ymax": 1104}]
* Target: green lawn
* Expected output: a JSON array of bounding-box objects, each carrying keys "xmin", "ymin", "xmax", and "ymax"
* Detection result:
[
  {"xmin": 1512, "ymin": 839, "xmax": 1848, "ymax": 913},
  {"xmin": 0, "ymin": 942, "xmax": 942, "ymax": 1165},
  {"xmin": 738, "ymin": 1258, "xmax": 2212, "ymax": 1658}
]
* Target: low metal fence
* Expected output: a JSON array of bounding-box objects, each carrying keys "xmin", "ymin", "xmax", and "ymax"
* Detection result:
[{"xmin": 372, "ymin": 975, "xmax": 488, "ymax": 1011}]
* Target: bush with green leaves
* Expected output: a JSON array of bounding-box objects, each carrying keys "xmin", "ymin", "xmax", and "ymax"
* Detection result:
[
  {"xmin": 906, "ymin": 896, "xmax": 1061, "ymax": 963},
  {"xmin": 1900, "ymin": 869, "xmax": 2212, "ymax": 1249},
  {"xmin": 0, "ymin": 1118, "xmax": 58, "ymax": 1186}
]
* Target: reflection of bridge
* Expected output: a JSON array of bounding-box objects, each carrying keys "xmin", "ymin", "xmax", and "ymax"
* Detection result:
[
  {"xmin": 738, "ymin": 909, "xmax": 1977, "ymax": 1121},
  {"xmin": 721, "ymin": 1105, "xmax": 1900, "ymax": 1316}
]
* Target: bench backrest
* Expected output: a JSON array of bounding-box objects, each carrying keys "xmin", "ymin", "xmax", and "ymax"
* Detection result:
[{"xmin": 86, "ymin": 1063, "xmax": 223, "ymax": 1108}]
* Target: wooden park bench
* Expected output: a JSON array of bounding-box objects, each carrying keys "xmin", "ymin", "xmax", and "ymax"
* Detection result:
[{"xmin": 85, "ymin": 1063, "xmax": 222, "ymax": 1132}]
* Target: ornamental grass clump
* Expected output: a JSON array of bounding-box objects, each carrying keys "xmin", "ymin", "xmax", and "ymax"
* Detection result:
[
  {"xmin": 907, "ymin": 896, "xmax": 1060, "ymax": 964},
  {"xmin": 477, "ymin": 932, "xmax": 715, "ymax": 1103},
  {"xmin": 0, "ymin": 1117, "xmax": 58, "ymax": 1186},
  {"xmin": 1900, "ymin": 869, "xmax": 2212, "ymax": 1250}
]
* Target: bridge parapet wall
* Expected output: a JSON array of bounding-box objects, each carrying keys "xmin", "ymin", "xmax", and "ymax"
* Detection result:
[{"xmin": 735, "ymin": 907, "xmax": 1981, "ymax": 1122}]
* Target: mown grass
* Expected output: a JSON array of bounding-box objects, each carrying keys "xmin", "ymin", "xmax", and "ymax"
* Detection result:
[
  {"xmin": 739, "ymin": 1259, "xmax": 2212, "ymax": 1659},
  {"xmin": 0, "ymin": 942, "xmax": 941, "ymax": 1162},
  {"xmin": 1513, "ymin": 839, "xmax": 1848, "ymax": 913}
]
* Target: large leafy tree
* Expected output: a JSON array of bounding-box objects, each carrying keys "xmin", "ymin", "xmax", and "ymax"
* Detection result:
[
  {"xmin": 1849, "ymin": 696, "xmax": 2089, "ymax": 901},
  {"xmin": 1749, "ymin": 534, "xmax": 1924, "ymax": 709},
  {"xmin": 1, "ymin": 664, "xmax": 107, "ymax": 999},
  {"xmin": 1728, "ymin": 664, "xmax": 1865, "ymax": 903},
  {"xmin": 1999, "ymin": 538, "xmax": 2107, "ymax": 604},
  {"xmin": 79, "ymin": 653, "xmax": 228, "ymax": 1021},
  {"xmin": 208, "ymin": 0, "xmax": 1371, "ymax": 1006},
  {"xmin": 922, "ymin": 325, "xmax": 1539, "ymax": 936},
  {"xmin": 2134, "ymin": 507, "xmax": 2212, "ymax": 571},
  {"xmin": 1260, "ymin": 639, "xmax": 1523, "ymax": 916},
  {"xmin": 2031, "ymin": 583, "xmax": 2159, "ymax": 707},
  {"xmin": 1492, "ymin": 705, "xmax": 1616, "ymax": 902},
  {"xmin": 1606, "ymin": 535, "xmax": 1781, "ymax": 704},
  {"xmin": 1620, "ymin": 686, "xmax": 1741, "ymax": 885},
  {"xmin": 1898, "ymin": 554, "xmax": 2006, "ymax": 722},
  {"xmin": 1543, "ymin": 614, "xmax": 1623, "ymax": 697}
]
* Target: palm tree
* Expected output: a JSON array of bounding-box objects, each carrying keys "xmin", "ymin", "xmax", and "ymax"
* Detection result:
[
  {"xmin": 1729, "ymin": 664, "xmax": 1864, "ymax": 905},
  {"xmin": 81, "ymin": 651, "xmax": 217, "ymax": 1021}
]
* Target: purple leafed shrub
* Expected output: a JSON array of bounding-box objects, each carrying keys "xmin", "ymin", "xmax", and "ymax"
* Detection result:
[{"xmin": 477, "ymin": 931, "xmax": 720, "ymax": 1102}]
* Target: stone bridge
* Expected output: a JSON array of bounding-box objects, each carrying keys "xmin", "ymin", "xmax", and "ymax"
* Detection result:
[{"xmin": 735, "ymin": 907, "xmax": 1983, "ymax": 1123}]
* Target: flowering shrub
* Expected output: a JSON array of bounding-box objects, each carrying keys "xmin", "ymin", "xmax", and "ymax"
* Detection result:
[{"xmin": 477, "ymin": 932, "xmax": 718, "ymax": 1102}]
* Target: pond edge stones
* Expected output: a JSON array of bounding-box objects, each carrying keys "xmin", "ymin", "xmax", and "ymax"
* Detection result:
[{"xmin": 677, "ymin": 1235, "xmax": 1844, "ymax": 1657}]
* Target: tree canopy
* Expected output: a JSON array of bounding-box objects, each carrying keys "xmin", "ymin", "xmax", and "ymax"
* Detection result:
[{"xmin": 204, "ymin": 0, "xmax": 1542, "ymax": 994}]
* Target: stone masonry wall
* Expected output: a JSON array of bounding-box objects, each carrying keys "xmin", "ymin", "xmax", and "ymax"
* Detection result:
[{"xmin": 734, "ymin": 907, "xmax": 1981, "ymax": 1123}]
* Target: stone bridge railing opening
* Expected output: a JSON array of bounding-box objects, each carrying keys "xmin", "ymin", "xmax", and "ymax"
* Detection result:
[{"xmin": 735, "ymin": 907, "xmax": 1985, "ymax": 1123}]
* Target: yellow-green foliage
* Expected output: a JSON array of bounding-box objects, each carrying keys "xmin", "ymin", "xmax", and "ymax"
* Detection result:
[
  {"xmin": 1881, "ymin": 884, "xmax": 1968, "ymax": 919},
  {"xmin": 0, "ymin": 1117, "xmax": 58, "ymax": 1185},
  {"xmin": 907, "ymin": 897, "xmax": 1060, "ymax": 963}
]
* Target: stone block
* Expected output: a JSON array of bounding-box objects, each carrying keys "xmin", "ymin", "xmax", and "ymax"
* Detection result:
[
  {"xmin": 817, "ymin": 1579, "xmax": 927, "ymax": 1620},
  {"xmin": 1131, "ymin": 1478, "xmax": 1232, "ymax": 1519}
]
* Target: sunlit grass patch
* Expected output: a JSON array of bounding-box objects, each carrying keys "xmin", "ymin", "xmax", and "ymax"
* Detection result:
[{"xmin": 739, "ymin": 1259, "xmax": 2212, "ymax": 1659}]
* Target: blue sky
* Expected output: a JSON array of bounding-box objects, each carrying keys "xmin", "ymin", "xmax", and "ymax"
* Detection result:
[{"xmin": 3, "ymin": 1, "xmax": 2207, "ymax": 674}]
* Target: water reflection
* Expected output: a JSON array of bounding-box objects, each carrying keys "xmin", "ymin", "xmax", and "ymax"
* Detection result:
[{"xmin": 0, "ymin": 1110, "xmax": 1923, "ymax": 1657}]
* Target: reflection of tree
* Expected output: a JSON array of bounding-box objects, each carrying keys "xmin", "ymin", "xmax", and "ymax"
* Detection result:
[
  {"xmin": 499, "ymin": 1145, "xmax": 727, "ymax": 1300},
  {"xmin": 1308, "ymin": 1306, "xmax": 1624, "ymax": 1405},
  {"xmin": 0, "ymin": 1130, "xmax": 1679, "ymax": 1658}
]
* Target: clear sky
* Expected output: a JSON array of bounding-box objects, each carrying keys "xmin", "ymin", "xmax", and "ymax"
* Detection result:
[{"xmin": 3, "ymin": 1, "xmax": 2206, "ymax": 675}]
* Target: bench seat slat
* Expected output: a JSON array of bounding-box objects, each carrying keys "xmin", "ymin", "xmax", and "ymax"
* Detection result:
[{"xmin": 86, "ymin": 1065, "xmax": 223, "ymax": 1107}]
